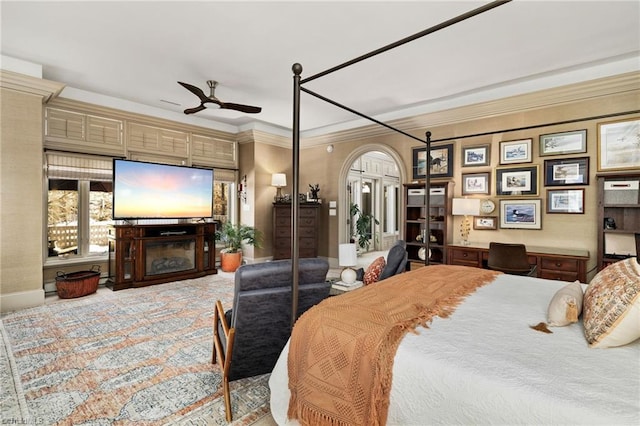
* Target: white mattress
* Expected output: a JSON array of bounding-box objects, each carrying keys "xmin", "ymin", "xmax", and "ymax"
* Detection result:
[{"xmin": 270, "ymin": 274, "xmax": 640, "ymax": 425}]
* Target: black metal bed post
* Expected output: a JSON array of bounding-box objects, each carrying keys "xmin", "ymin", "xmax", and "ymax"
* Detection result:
[
  {"xmin": 424, "ymin": 131, "xmax": 431, "ymax": 266},
  {"xmin": 291, "ymin": 63, "xmax": 303, "ymax": 329}
]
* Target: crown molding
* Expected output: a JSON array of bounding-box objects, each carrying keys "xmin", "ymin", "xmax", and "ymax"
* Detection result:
[
  {"xmin": 0, "ymin": 70, "xmax": 65, "ymax": 102},
  {"xmin": 300, "ymin": 71, "xmax": 640, "ymax": 147},
  {"xmin": 237, "ymin": 129, "xmax": 292, "ymax": 148}
]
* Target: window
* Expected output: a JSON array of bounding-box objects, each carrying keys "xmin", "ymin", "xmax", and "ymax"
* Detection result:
[
  {"xmin": 46, "ymin": 152, "xmax": 113, "ymax": 261},
  {"xmin": 212, "ymin": 168, "xmax": 237, "ymax": 226}
]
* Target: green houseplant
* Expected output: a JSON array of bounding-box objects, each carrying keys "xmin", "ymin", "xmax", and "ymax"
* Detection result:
[
  {"xmin": 350, "ymin": 203, "xmax": 380, "ymax": 252},
  {"xmin": 217, "ymin": 222, "xmax": 262, "ymax": 272}
]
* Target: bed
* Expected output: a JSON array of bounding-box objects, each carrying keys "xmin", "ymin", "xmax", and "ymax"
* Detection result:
[{"xmin": 269, "ymin": 263, "xmax": 640, "ymax": 425}]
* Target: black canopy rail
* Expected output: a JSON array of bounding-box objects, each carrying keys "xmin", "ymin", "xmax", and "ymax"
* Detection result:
[
  {"xmin": 429, "ymin": 109, "xmax": 640, "ymax": 143},
  {"xmin": 289, "ymin": 1, "xmax": 513, "ymax": 328},
  {"xmin": 301, "ymin": 0, "xmax": 511, "ymax": 85}
]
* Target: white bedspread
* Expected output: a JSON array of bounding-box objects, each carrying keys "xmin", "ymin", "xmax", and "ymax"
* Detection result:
[{"xmin": 270, "ymin": 274, "xmax": 640, "ymax": 425}]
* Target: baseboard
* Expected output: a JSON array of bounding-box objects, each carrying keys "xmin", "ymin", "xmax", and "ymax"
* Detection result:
[{"xmin": 0, "ymin": 289, "xmax": 45, "ymax": 313}]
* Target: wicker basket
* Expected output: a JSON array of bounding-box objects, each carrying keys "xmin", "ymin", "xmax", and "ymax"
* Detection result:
[{"xmin": 55, "ymin": 265, "xmax": 100, "ymax": 299}]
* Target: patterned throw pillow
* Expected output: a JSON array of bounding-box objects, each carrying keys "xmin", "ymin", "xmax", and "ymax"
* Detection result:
[
  {"xmin": 547, "ymin": 281, "xmax": 583, "ymax": 327},
  {"xmin": 583, "ymin": 257, "xmax": 640, "ymax": 348},
  {"xmin": 363, "ymin": 256, "xmax": 386, "ymax": 285}
]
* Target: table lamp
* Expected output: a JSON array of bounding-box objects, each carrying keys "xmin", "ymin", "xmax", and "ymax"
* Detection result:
[
  {"xmin": 452, "ymin": 198, "xmax": 480, "ymax": 245},
  {"xmin": 339, "ymin": 243, "xmax": 358, "ymax": 284},
  {"xmin": 271, "ymin": 173, "xmax": 286, "ymax": 202}
]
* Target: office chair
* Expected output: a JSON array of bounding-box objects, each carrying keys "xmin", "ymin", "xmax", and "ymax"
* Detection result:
[{"xmin": 487, "ymin": 242, "xmax": 537, "ymax": 277}]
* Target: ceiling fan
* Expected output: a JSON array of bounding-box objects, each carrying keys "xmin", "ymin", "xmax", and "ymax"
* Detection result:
[{"xmin": 177, "ymin": 80, "xmax": 262, "ymax": 115}]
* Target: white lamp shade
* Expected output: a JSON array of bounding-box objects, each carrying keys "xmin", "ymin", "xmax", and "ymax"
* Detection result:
[
  {"xmin": 452, "ymin": 198, "xmax": 480, "ymax": 216},
  {"xmin": 339, "ymin": 243, "xmax": 358, "ymax": 267},
  {"xmin": 271, "ymin": 173, "xmax": 286, "ymax": 187}
]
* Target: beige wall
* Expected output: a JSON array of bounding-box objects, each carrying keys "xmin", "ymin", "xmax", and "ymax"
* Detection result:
[
  {"xmin": 1, "ymin": 72, "xmax": 65, "ymax": 310},
  {"xmin": 1, "ymin": 70, "xmax": 638, "ymax": 311},
  {"xmin": 296, "ymin": 88, "xmax": 640, "ymax": 281}
]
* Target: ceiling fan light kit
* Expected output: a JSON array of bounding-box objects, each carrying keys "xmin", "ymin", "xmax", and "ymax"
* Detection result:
[{"xmin": 178, "ymin": 80, "xmax": 262, "ymax": 115}]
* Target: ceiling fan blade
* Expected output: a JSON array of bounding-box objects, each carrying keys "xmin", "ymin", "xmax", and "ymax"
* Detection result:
[
  {"xmin": 220, "ymin": 102, "xmax": 262, "ymax": 114},
  {"xmin": 183, "ymin": 104, "xmax": 207, "ymax": 114},
  {"xmin": 178, "ymin": 81, "xmax": 209, "ymax": 103}
]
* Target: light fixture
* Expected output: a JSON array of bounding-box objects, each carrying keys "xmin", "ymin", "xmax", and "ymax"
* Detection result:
[
  {"xmin": 338, "ymin": 243, "xmax": 358, "ymax": 284},
  {"xmin": 271, "ymin": 173, "xmax": 286, "ymax": 202},
  {"xmin": 452, "ymin": 198, "xmax": 480, "ymax": 246},
  {"xmin": 362, "ymin": 182, "xmax": 371, "ymax": 193}
]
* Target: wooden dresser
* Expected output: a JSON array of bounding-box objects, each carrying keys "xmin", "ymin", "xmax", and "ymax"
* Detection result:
[
  {"xmin": 447, "ymin": 243, "xmax": 589, "ymax": 283},
  {"xmin": 272, "ymin": 203, "xmax": 320, "ymax": 260}
]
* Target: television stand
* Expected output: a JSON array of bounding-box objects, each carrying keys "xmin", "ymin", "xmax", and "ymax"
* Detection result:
[{"xmin": 107, "ymin": 223, "xmax": 217, "ymax": 291}]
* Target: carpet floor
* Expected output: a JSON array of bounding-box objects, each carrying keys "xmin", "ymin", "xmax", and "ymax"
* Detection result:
[{"xmin": 0, "ymin": 274, "xmax": 275, "ymax": 425}]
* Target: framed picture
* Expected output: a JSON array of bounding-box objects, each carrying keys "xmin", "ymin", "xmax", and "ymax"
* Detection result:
[
  {"xmin": 499, "ymin": 139, "xmax": 532, "ymax": 164},
  {"xmin": 462, "ymin": 144, "xmax": 490, "ymax": 167},
  {"xmin": 412, "ymin": 143, "xmax": 454, "ymax": 179},
  {"xmin": 539, "ymin": 129, "xmax": 587, "ymax": 156},
  {"xmin": 462, "ymin": 172, "xmax": 490, "ymax": 195},
  {"xmin": 499, "ymin": 199, "xmax": 542, "ymax": 229},
  {"xmin": 544, "ymin": 157, "xmax": 589, "ymax": 186},
  {"xmin": 597, "ymin": 117, "xmax": 640, "ymax": 172},
  {"xmin": 473, "ymin": 216, "xmax": 497, "ymax": 230},
  {"xmin": 547, "ymin": 189, "xmax": 584, "ymax": 214},
  {"xmin": 496, "ymin": 165, "xmax": 539, "ymax": 196}
]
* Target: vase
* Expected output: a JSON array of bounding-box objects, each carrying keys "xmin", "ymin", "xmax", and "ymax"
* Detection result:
[{"xmin": 220, "ymin": 251, "xmax": 242, "ymax": 272}]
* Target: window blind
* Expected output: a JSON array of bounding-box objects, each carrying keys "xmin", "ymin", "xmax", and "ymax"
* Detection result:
[
  {"xmin": 46, "ymin": 151, "xmax": 113, "ymax": 181},
  {"xmin": 213, "ymin": 168, "xmax": 237, "ymax": 183}
]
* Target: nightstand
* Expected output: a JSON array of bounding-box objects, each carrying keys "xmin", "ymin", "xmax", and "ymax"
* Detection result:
[{"xmin": 329, "ymin": 280, "xmax": 363, "ymax": 295}]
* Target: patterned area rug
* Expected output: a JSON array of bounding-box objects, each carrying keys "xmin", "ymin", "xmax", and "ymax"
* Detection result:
[{"xmin": 0, "ymin": 275, "xmax": 273, "ymax": 425}]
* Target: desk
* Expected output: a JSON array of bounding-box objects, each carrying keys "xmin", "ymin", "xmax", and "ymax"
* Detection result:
[{"xmin": 447, "ymin": 243, "xmax": 589, "ymax": 283}]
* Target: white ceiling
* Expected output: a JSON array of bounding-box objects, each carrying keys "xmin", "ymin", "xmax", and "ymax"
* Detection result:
[{"xmin": 2, "ymin": 1, "xmax": 639, "ymax": 136}]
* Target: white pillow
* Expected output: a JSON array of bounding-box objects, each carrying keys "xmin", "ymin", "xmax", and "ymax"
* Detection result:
[
  {"xmin": 547, "ymin": 281, "xmax": 583, "ymax": 327},
  {"xmin": 583, "ymin": 258, "xmax": 640, "ymax": 348}
]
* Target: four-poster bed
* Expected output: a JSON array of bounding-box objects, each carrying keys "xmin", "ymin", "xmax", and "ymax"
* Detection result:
[
  {"xmin": 287, "ymin": 0, "xmax": 515, "ymax": 324},
  {"xmin": 277, "ymin": 0, "xmax": 640, "ymax": 424}
]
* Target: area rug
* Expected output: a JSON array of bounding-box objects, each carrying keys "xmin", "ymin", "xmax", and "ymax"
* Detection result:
[{"xmin": 0, "ymin": 275, "xmax": 273, "ymax": 425}]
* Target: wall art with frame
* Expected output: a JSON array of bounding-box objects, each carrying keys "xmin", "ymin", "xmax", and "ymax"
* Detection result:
[
  {"xmin": 462, "ymin": 144, "xmax": 490, "ymax": 167},
  {"xmin": 499, "ymin": 199, "xmax": 542, "ymax": 229},
  {"xmin": 546, "ymin": 189, "xmax": 584, "ymax": 214},
  {"xmin": 597, "ymin": 117, "xmax": 640, "ymax": 172},
  {"xmin": 462, "ymin": 172, "xmax": 490, "ymax": 195},
  {"xmin": 544, "ymin": 156, "xmax": 589, "ymax": 186},
  {"xmin": 473, "ymin": 216, "xmax": 497, "ymax": 230},
  {"xmin": 539, "ymin": 129, "xmax": 587, "ymax": 156},
  {"xmin": 499, "ymin": 138, "xmax": 532, "ymax": 165},
  {"xmin": 412, "ymin": 143, "xmax": 454, "ymax": 179},
  {"xmin": 496, "ymin": 165, "xmax": 539, "ymax": 196}
]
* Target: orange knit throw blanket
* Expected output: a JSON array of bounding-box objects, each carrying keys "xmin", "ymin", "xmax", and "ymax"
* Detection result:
[{"xmin": 287, "ymin": 265, "xmax": 500, "ymax": 426}]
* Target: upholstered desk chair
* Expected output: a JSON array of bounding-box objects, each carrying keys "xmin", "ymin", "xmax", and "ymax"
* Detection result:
[
  {"xmin": 487, "ymin": 242, "xmax": 537, "ymax": 277},
  {"xmin": 212, "ymin": 258, "xmax": 330, "ymax": 421}
]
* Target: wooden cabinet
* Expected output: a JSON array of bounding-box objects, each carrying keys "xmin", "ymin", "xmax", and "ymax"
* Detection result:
[
  {"xmin": 273, "ymin": 203, "xmax": 320, "ymax": 260},
  {"xmin": 597, "ymin": 173, "xmax": 640, "ymax": 270},
  {"xmin": 447, "ymin": 244, "xmax": 589, "ymax": 283},
  {"xmin": 404, "ymin": 182, "xmax": 453, "ymax": 268},
  {"xmin": 108, "ymin": 223, "xmax": 216, "ymax": 290}
]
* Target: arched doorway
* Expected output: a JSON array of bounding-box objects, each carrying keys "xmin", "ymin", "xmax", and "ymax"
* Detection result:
[{"xmin": 338, "ymin": 144, "xmax": 407, "ymax": 253}]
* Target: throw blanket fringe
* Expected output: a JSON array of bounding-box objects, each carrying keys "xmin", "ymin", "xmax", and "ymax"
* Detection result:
[{"xmin": 287, "ymin": 265, "xmax": 500, "ymax": 426}]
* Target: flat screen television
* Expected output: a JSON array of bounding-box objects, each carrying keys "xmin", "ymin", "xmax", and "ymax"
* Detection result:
[{"xmin": 112, "ymin": 159, "xmax": 214, "ymax": 219}]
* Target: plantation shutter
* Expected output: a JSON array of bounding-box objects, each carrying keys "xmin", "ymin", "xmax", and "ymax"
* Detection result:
[{"xmin": 46, "ymin": 151, "xmax": 113, "ymax": 181}]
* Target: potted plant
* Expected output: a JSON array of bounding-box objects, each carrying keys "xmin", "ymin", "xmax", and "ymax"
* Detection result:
[
  {"xmin": 217, "ymin": 222, "xmax": 262, "ymax": 272},
  {"xmin": 350, "ymin": 203, "xmax": 380, "ymax": 252}
]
